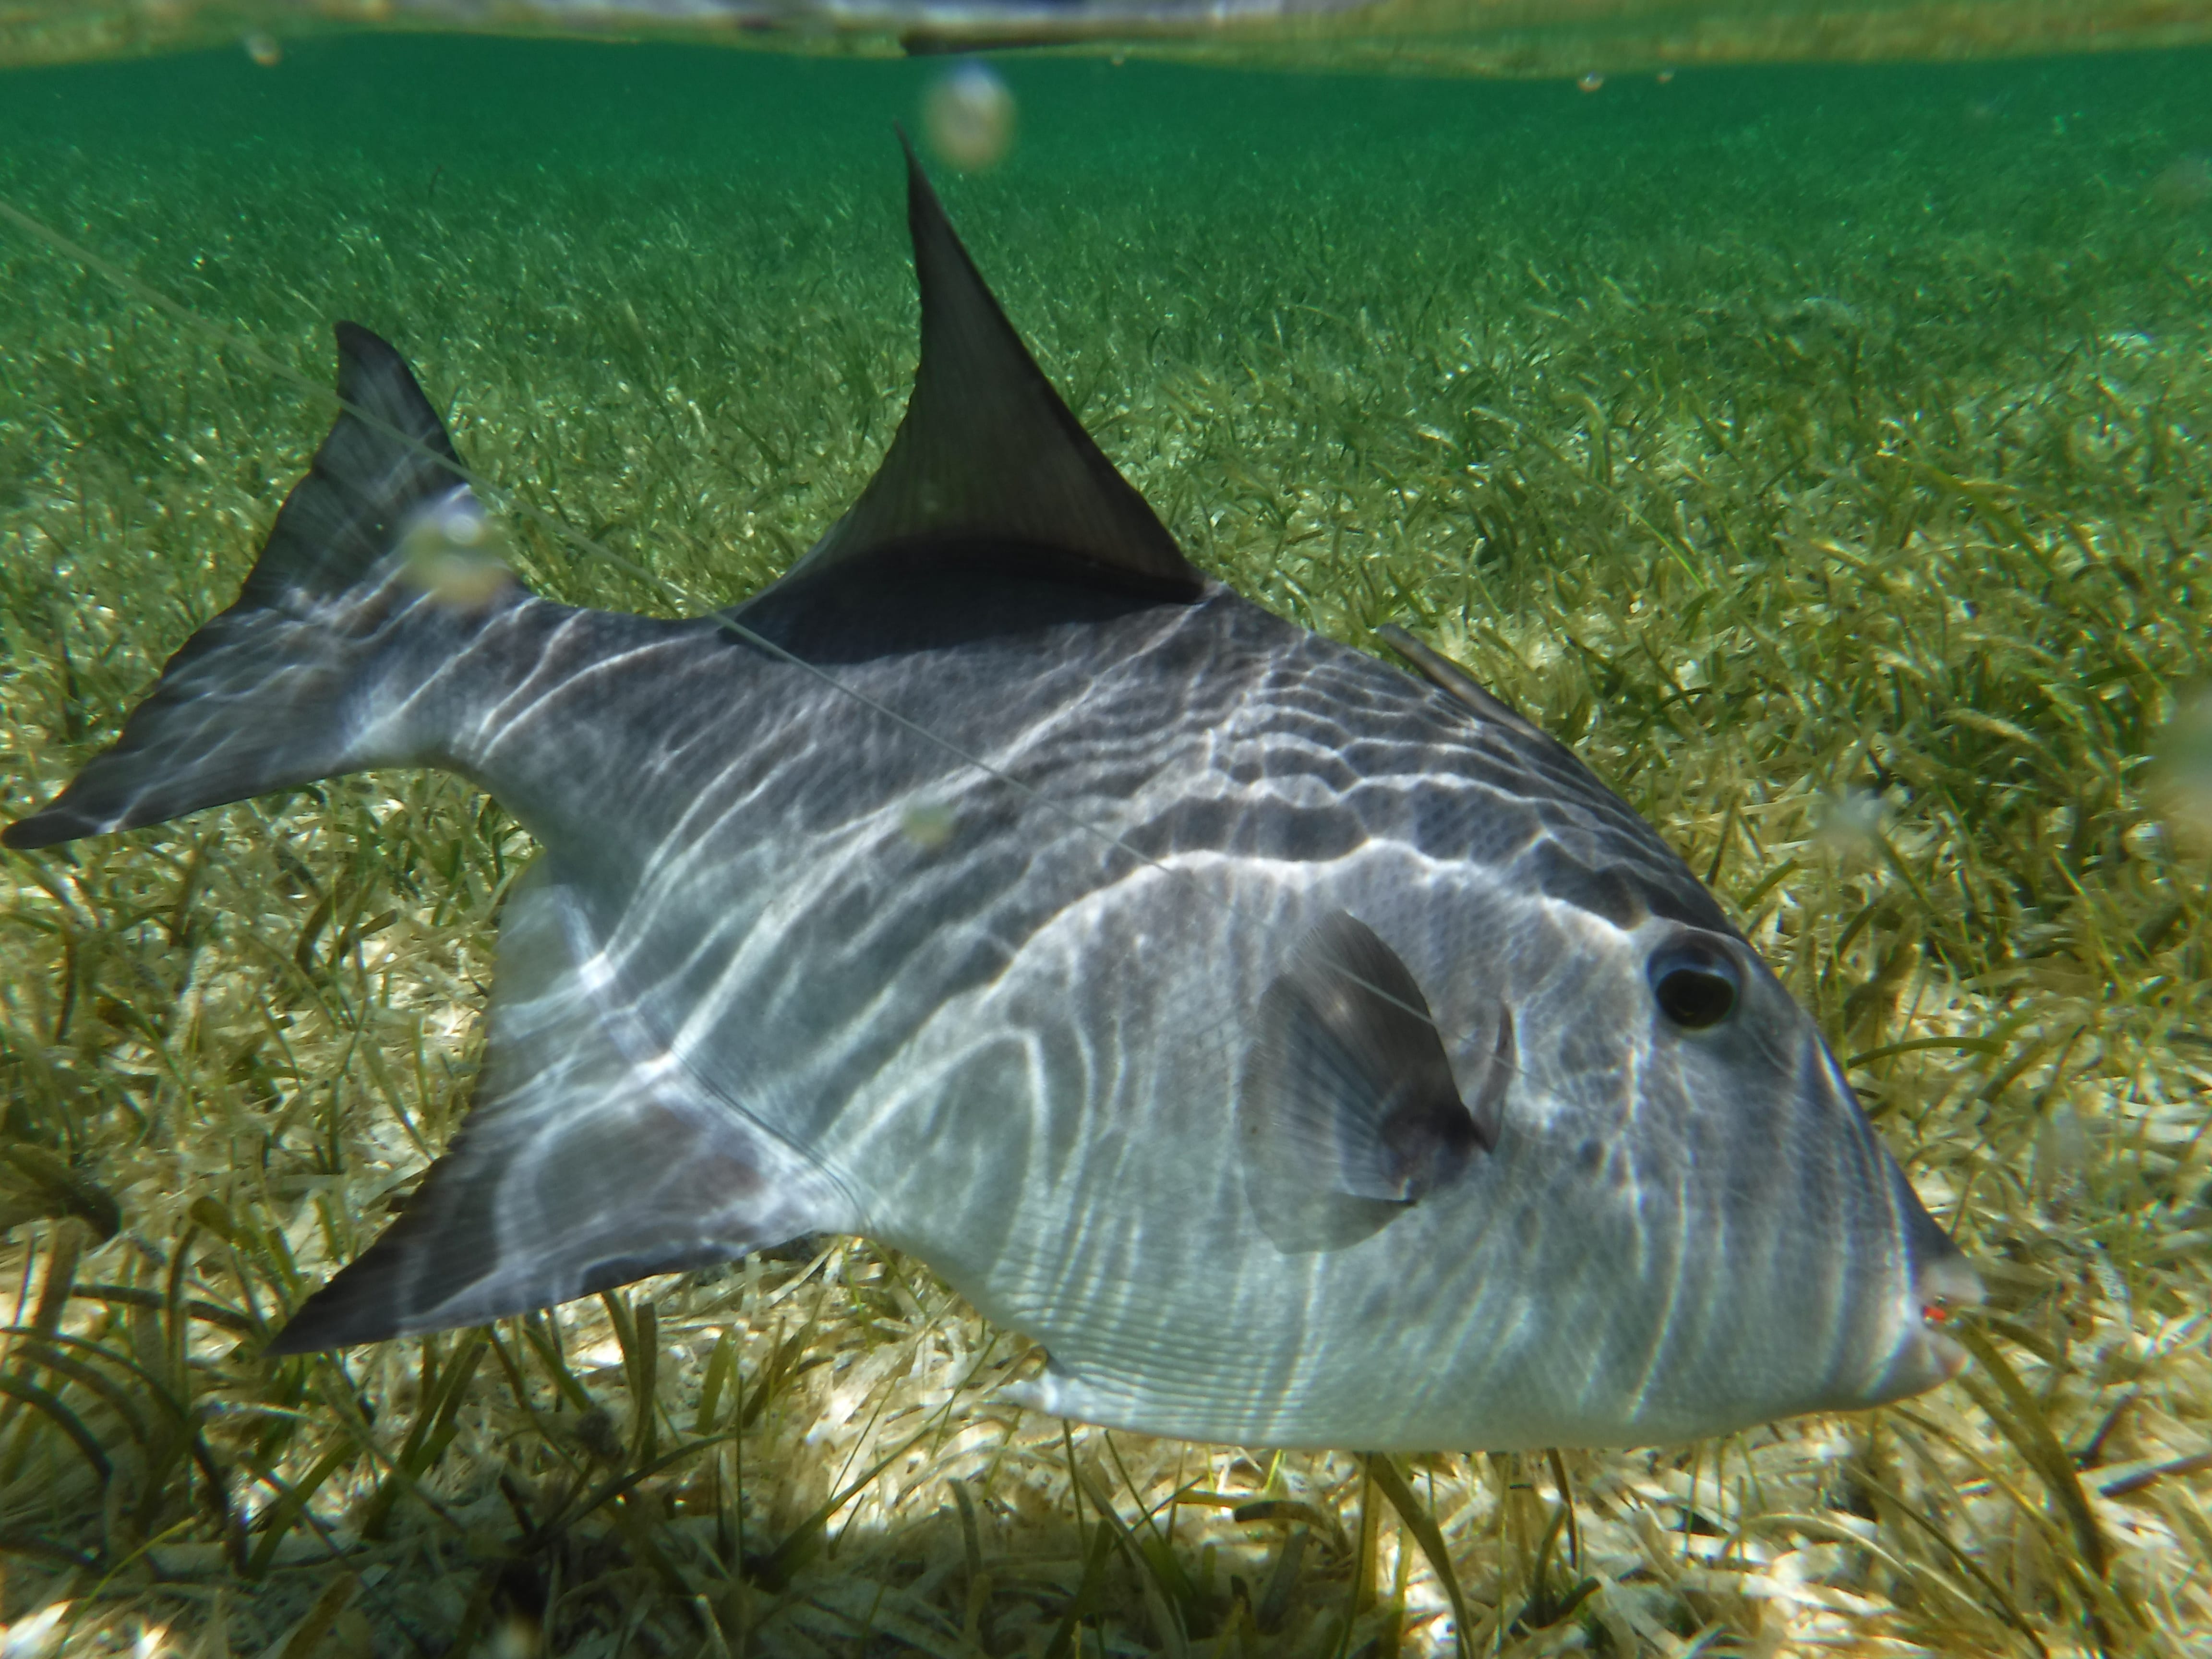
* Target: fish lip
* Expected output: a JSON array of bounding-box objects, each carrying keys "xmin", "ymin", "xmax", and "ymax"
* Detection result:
[{"xmin": 1912, "ymin": 1249, "xmax": 1984, "ymax": 1381}]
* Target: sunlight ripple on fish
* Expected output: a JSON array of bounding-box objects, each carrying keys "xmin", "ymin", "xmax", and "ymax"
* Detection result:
[{"xmin": 2, "ymin": 140, "xmax": 1978, "ymax": 1452}]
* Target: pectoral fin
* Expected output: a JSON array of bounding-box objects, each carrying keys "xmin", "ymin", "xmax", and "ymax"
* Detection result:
[
  {"xmin": 1237, "ymin": 913, "xmax": 1509, "ymax": 1254},
  {"xmin": 268, "ymin": 864, "xmax": 855, "ymax": 1353}
]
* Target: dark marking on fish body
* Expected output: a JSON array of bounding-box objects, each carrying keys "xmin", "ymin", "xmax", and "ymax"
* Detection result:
[{"xmin": 736, "ymin": 541, "xmax": 1176, "ymax": 662}]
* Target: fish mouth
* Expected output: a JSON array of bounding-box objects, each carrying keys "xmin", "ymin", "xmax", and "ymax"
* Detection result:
[{"xmin": 1911, "ymin": 1249, "xmax": 1984, "ymax": 1382}]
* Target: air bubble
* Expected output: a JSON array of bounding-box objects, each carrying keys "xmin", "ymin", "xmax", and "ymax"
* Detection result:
[
  {"xmin": 399, "ymin": 494, "xmax": 514, "ymax": 610},
  {"xmin": 924, "ymin": 62, "xmax": 1017, "ymax": 172}
]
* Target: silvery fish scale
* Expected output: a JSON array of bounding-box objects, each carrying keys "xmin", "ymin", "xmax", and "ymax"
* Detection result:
[{"xmin": 5, "ymin": 145, "xmax": 1974, "ymax": 1451}]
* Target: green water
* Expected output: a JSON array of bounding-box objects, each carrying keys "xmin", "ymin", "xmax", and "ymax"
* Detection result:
[
  {"xmin": 5, "ymin": 41, "xmax": 2210, "ymax": 372},
  {"xmin": 3, "ymin": 37, "xmax": 2207, "ymax": 615},
  {"xmin": 2, "ymin": 33, "xmax": 2212, "ymax": 1659}
]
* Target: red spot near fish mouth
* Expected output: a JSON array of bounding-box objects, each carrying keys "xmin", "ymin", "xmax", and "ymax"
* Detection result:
[{"xmin": 1913, "ymin": 1254, "xmax": 1983, "ymax": 1382}]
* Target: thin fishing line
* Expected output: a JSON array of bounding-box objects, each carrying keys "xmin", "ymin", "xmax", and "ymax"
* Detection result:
[{"xmin": 0, "ymin": 192, "xmax": 1502, "ymax": 1055}]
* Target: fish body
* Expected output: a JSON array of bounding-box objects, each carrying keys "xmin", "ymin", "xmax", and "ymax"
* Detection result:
[{"xmin": 5, "ymin": 144, "xmax": 1973, "ymax": 1451}]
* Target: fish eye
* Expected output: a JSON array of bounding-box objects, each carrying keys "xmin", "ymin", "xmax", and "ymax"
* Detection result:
[{"xmin": 1648, "ymin": 938, "xmax": 1740, "ymax": 1030}]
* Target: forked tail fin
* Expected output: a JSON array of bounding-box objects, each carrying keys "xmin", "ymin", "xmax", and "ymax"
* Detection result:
[{"xmin": 4, "ymin": 324, "xmax": 513, "ymax": 851}]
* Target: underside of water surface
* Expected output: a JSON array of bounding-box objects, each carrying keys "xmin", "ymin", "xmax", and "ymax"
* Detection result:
[{"xmin": 6, "ymin": 0, "xmax": 2212, "ymax": 74}]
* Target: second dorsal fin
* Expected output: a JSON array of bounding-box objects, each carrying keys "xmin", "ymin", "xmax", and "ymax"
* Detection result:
[{"xmin": 787, "ymin": 132, "xmax": 1202, "ymax": 601}]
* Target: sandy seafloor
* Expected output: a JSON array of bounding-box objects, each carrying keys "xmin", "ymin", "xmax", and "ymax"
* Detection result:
[{"xmin": 0, "ymin": 31, "xmax": 2210, "ymax": 1659}]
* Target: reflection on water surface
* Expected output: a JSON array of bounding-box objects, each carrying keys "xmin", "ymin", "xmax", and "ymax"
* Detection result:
[{"xmin": 5, "ymin": 0, "xmax": 2212, "ymax": 73}]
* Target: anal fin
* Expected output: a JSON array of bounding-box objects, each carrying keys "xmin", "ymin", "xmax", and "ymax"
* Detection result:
[{"xmin": 269, "ymin": 865, "xmax": 854, "ymax": 1353}]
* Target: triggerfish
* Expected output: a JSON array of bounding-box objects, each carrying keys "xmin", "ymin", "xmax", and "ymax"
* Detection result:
[{"xmin": 4, "ymin": 141, "xmax": 1977, "ymax": 1451}]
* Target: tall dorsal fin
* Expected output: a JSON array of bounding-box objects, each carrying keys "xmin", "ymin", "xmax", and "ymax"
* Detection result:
[{"xmin": 787, "ymin": 132, "xmax": 1202, "ymax": 601}]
